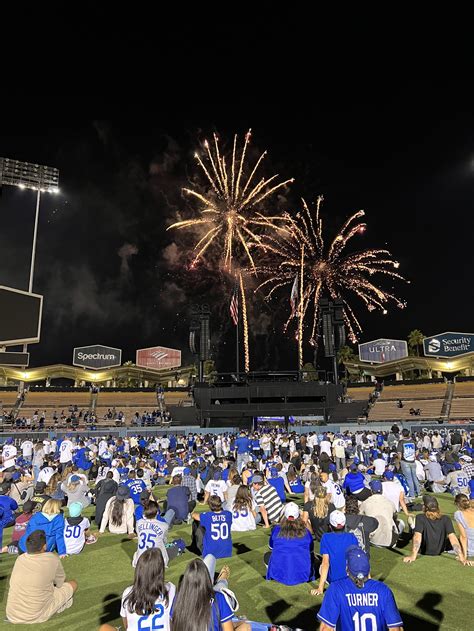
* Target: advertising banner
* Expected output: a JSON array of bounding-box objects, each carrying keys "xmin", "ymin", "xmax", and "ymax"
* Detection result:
[
  {"xmin": 136, "ymin": 346, "xmax": 182, "ymax": 370},
  {"xmin": 423, "ymin": 332, "xmax": 474, "ymax": 358},
  {"xmin": 358, "ymin": 338, "xmax": 408, "ymax": 363},
  {"xmin": 73, "ymin": 344, "xmax": 122, "ymax": 370}
]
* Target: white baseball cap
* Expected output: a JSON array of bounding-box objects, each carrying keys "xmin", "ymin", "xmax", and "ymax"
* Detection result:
[
  {"xmin": 283, "ymin": 502, "xmax": 300, "ymax": 520},
  {"xmin": 329, "ymin": 510, "xmax": 346, "ymax": 529}
]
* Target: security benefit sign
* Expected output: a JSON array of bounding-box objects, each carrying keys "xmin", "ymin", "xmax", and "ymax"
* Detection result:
[
  {"xmin": 73, "ymin": 344, "xmax": 122, "ymax": 370},
  {"xmin": 136, "ymin": 346, "xmax": 182, "ymax": 370},
  {"xmin": 423, "ymin": 332, "xmax": 474, "ymax": 358},
  {"xmin": 358, "ymin": 338, "xmax": 408, "ymax": 364}
]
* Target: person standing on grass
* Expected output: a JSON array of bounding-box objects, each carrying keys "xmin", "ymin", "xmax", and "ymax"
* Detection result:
[
  {"xmin": 317, "ymin": 546, "xmax": 404, "ymax": 631},
  {"xmin": 6, "ymin": 530, "xmax": 77, "ymax": 624},
  {"xmin": 403, "ymin": 495, "xmax": 473, "ymax": 565},
  {"xmin": 397, "ymin": 429, "xmax": 420, "ymax": 499}
]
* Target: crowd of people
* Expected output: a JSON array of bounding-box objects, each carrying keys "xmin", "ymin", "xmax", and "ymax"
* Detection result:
[{"xmin": 1, "ymin": 424, "xmax": 474, "ymax": 629}]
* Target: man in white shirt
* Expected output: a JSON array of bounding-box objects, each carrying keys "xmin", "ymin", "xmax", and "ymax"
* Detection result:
[
  {"xmin": 21, "ymin": 440, "xmax": 34, "ymax": 462},
  {"xmin": 1, "ymin": 440, "xmax": 18, "ymax": 470},
  {"xmin": 381, "ymin": 471, "xmax": 411, "ymax": 524},
  {"xmin": 373, "ymin": 453, "xmax": 387, "ymax": 476},
  {"xmin": 320, "ymin": 435, "xmax": 332, "ymax": 457},
  {"xmin": 203, "ymin": 472, "xmax": 228, "ymax": 503},
  {"xmin": 332, "ymin": 435, "xmax": 346, "ymax": 471},
  {"xmin": 59, "ymin": 438, "xmax": 74, "ymax": 470},
  {"xmin": 360, "ymin": 480, "xmax": 404, "ymax": 547}
]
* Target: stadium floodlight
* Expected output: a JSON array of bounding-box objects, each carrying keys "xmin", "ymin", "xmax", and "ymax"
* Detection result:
[
  {"xmin": 0, "ymin": 157, "xmax": 60, "ymax": 363},
  {"xmin": 0, "ymin": 157, "xmax": 60, "ymax": 293}
]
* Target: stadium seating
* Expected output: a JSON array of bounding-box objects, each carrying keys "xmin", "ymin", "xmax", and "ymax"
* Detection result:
[
  {"xmin": 378, "ymin": 383, "xmax": 447, "ymax": 400},
  {"xmin": 346, "ymin": 387, "xmax": 373, "ymax": 401},
  {"xmin": 449, "ymin": 398, "xmax": 474, "ymax": 419},
  {"xmin": 368, "ymin": 398, "xmax": 443, "ymax": 421}
]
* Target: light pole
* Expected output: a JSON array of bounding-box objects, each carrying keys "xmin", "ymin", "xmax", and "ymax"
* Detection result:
[{"xmin": 0, "ymin": 157, "xmax": 59, "ymax": 358}]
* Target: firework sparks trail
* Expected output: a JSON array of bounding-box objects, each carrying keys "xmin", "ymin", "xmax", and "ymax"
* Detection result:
[
  {"xmin": 167, "ymin": 130, "xmax": 294, "ymax": 272},
  {"xmin": 254, "ymin": 196, "xmax": 407, "ymax": 349},
  {"xmin": 239, "ymin": 273, "xmax": 250, "ymax": 372},
  {"xmin": 168, "ymin": 130, "xmax": 293, "ymax": 371}
]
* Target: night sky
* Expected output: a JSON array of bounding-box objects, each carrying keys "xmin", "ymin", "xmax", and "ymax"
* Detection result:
[{"xmin": 1, "ymin": 85, "xmax": 473, "ymax": 372}]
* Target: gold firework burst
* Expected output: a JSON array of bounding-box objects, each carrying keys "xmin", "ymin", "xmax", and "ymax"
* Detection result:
[
  {"xmin": 255, "ymin": 196, "xmax": 407, "ymax": 345},
  {"xmin": 167, "ymin": 130, "xmax": 293, "ymax": 271}
]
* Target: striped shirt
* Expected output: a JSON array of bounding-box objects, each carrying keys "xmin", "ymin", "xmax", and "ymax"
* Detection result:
[
  {"xmin": 255, "ymin": 484, "xmax": 283, "ymax": 523},
  {"xmin": 181, "ymin": 475, "xmax": 198, "ymax": 502}
]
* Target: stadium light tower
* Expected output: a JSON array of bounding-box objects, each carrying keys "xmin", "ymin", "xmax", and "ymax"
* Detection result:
[
  {"xmin": 0, "ymin": 157, "xmax": 60, "ymax": 293},
  {"xmin": 0, "ymin": 158, "xmax": 59, "ymax": 362}
]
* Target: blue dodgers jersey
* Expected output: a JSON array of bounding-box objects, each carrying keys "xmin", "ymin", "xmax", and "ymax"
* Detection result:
[
  {"xmin": 200, "ymin": 510, "xmax": 233, "ymax": 558},
  {"xmin": 317, "ymin": 577, "xmax": 403, "ymax": 631},
  {"xmin": 125, "ymin": 479, "xmax": 148, "ymax": 504}
]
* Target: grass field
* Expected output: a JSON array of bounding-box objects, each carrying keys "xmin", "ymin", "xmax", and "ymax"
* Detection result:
[{"xmin": 0, "ymin": 490, "xmax": 471, "ymax": 631}]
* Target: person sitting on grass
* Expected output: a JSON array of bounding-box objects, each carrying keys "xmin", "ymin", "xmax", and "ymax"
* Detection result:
[
  {"xmin": 19, "ymin": 498, "xmax": 67, "ymax": 557},
  {"xmin": 64, "ymin": 502, "xmax": 94, "ymax": 555},
  {"xmin": 100, "ymin": 485, "xmax": 135, "ymax": 536},
  {"xmin": 61, "ymin": 474, "xmax": 90, "ymax": 508},
  {"xmin": 123, "ymin": 548, "xmax": 175, "ymax": 630},
  {"xmin": 192, "ymin": 494, "xmax": 233, "ymax": 559},
  {"xmin": 6, "ymin": 529, "xmax": 77, "ymax": 624},
  {"xmin": 251, "ymin": 473, "xmax": 283, "ymax": 528},
  {"xmin": 403, "ymin": 495, "xmax": 473, "ymax": 565},
  {"xmin": 133, "ymin": 498, "xmax": 179, "ymax": 568},
  {"xmin": 165, "ymin": 474, "xmax": 194, "ymax": 524},
  {"xmin": 170, "ymin": 557, "xmax": 250, "ymax": 631},
  {"xmin": 230, "ymin": 485, "xmax": 257, "ymax": 532},
  {"xmin": 311, "ymin": 511, "xmax": 359, "ymax": 596},
  {"xmin": 0, "ymin": 481, "xmax": 19, "ymax": 528},
  {"xmin": 302, "ymin": 485, "xmax": 335, "ymax": 541},
  {"xmin": 265, "ymin": 502, "xmax": 314, "ymax": 585},
  {"xmin": 317, "ymin": 546, "xmax": 404, "ymax": 631},
  {"xmin": 2, "ymin": 499, "xmax": 35, "ymax": 554},
  {"xmin": 453, "ymin": 493, "xmax": 474, "ymax": 559}
]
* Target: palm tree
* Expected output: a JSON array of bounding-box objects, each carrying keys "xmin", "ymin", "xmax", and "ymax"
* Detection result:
[
  {"xmin": 408, "ymin": 329, "xmax": 425, "ymax": 357},
  {"xmin": 302, "ymin": 362, "xmax": 319, "ymax": 381},
  {"xmin": 337, "ymin": 345, "xmax": 357, "ymax": 382}
]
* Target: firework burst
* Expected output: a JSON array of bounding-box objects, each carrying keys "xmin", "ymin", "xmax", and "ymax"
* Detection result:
[
  {"xmin": 167, "ymin": 130, "xmax": 293, "ymax": 272},
  {"xmin": 255, "ymin": 196, "xmax": 407, "ymax": 346}
]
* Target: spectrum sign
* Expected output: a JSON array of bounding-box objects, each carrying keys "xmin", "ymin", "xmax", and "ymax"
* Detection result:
[{"xmin": 73, "ymin": 344, "xmax": 122, "ymax": 370}]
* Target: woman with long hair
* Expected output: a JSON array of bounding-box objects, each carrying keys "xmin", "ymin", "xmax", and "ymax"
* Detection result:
[
  {"xmin": 18, "ymin": 498, "xmax": 67, "ymax": 557},
  {"xmin": 404, "ymin": 495, "xmax": 472, "ymax": 565},
  {"xmin": 302, "ymin": 486, "xmax": 335, "ymax": 541},
  {"xmin": 225, "ymin": 473, "xmax": 241, "ymax": 510},
  {"xmin": 45, "ymin": 472, "xmax": 62, "ymax": 498},
  {"xmin": 304, "ymin": 472, "xmax": 321, "ymax": 504},
  {"xmin": 231, "ymin": 485, "xmax": 256, "ymax": 532},
  {"xmin": 119, "ymin": 548, "xmax": 175, "ymax": 630},
  {"xmin": 171, "ymin": 558, "xmax": 250, "ymax": 631},
  {"xmin": 265, "ymin": 502, "xmax": 314, "ymax": 585},
  {"xmin": 454, "ymin": 493, "xmax": 474, "ymax": 559},
  {"xmin": 99, "ymin": 485, "xmax": 135, "ymax": 535},
  {"xmin": 286, "ymin": 464, "xmax": 305, "ymax": 494}
]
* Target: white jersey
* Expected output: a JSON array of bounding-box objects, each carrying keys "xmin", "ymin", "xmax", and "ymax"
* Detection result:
[
  {"xmin": 373, "ymin": 458, "xmax": 386, "ymax": 476},
  {"xmin": 320, "ymin": 440, "xmax": 332, "ymax": 456},
  {"xmin": 205, "ymin": 479, "xmax": 228, "ymax": 501},
  {"xmin": 98, "ymin": 440, "xmax": 108, "ymax": 457},
  {"xmin": 382, "ymin": 480, "xmax": 403, "ymax": 512},
  {"xmin": 120, "ymin": 582, "xmax": 175, "ymax": 631},
  {"xmin": 323, "ymin": 479, "xmax": 345, "ymax": 509},
  {"xmin": 2, "ymin": 444, "xmax": 17, "ymax": 468},
  {"xmin": 59, "ymin": 439, "xmax": 74, "ymax": 463},
  {"xmin": 43, "ymin": 440, "xmax": 51, "ymax": 455},
  {"xmin": 37, "ymin": 466, "xmax": 55, "ymax": 485},
  {"xmin": 446, "ymin": 470, "xmax": 470, "ymax": 494},
  {"xmin": 133, "ymin": 518, "xmax": 169, "ymax": 567},
  {"xmin": 21, "ymin": 440, "xmax": 34, "ymax": 458},
  {"xmin": 231, "ymin": 501, "xmax": 257, "ymax": 531},
  {"xmin": 64, "ymin": 517, "xmax": 90, "ymax": 555}
]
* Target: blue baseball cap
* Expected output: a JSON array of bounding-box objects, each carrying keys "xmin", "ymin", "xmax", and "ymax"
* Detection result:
[
  {"xmin": 454, "ymin": 463, "xmax": 462, "ymax": 470},
  {"xmin": 353, "ymin": 457, "xmax": 360, "ymax": 465},
  {"xmin": 384, "ymin": 470, "xmax": 394, "ymax": 480},
  {"xmin": 328, "ymin": 463, "xmax": 337, "ymax": 472},
  {"xmin": 11, "ymin": 472, "xmax": 21, "ymax": 481},
  {"xmin": 183, "ymin": 467, "xmax": 191, "ymax": 474},
  {"xmin": 346, "ymin": 545, "xmax": 370, "ymax": 578},
  {"xmin": 370, "ymin": 479, "xmax": 383, "ymax": 493}
]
